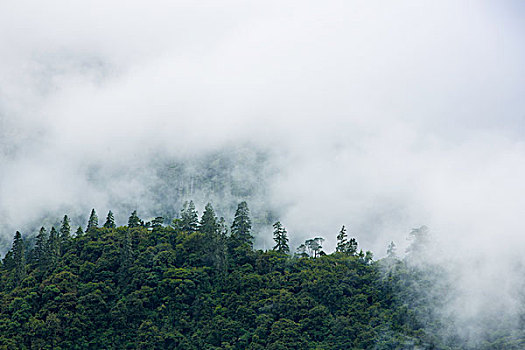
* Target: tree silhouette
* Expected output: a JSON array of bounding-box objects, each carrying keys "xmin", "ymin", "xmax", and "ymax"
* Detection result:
[
  {"xmin": 104, "ymin": 210, "xmax": 116, "ymax": 229},
  {"xmin": 272, "ymin": 221, "xmax": 289, "ymax": 254},
  {"xmin": 86, "ymin": 209, "xmax": 98, "ymax": 232},
  {"xmin": 180, "ymin": 201, "xmax": 198, "ymax": 232},
  {"xmin": 12, "ymin": 231, "xmax": 25, "ymax": 284},
  {"xmin": 128, "ymin": 210, "xmax": 141, "ymax": 228},
  {"xmin": 231, "ymin": 201, "xmax": 253, "ymax": 247}
]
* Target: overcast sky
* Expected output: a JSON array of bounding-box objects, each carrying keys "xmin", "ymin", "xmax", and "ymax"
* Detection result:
[{"xmin": 1, "ymin": 0, "xmax": 525, "ymax": 332}]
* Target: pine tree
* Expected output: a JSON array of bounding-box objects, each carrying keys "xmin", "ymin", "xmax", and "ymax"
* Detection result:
[
  {"xmin": 180, "ymin": 201, "xmax": 198, "ymax": 232},
  {"xmin": 76, "ymin": 226, "xmax": 84, "ymax": 236},
  {"xmin": 34, "ymin": 227, "xmax": 48, "ymax": 269},
  {"xmin": 59, "ymin": 215, "xmax": 71, "ymax": 255},
  {"xmin": 104, "ymin": 210, "xmax": 116, "ymax": 228},
  {"xmin": 59, "ymin": 215, "xmax": 71, "ymax": 241},
  {"xmin": 231, "ymin": 201, "xmax": 253, "ymax": 247},
  {"xmin": 199, "ymin": 203, "xmax": 218, "ymax": 236},
  {"xmin": 12, "ymin": 231, "xmax": 26, "ymax": 284},
  {"xmin": 272, "ymin": 221, "xmax": 290, "ymax": 253},
  {"xmin": 128, "ymin": 210, "xmax": 141, "ymax": 228},
  {"xmin": 47, "ymin": 227, "xmax": 60, "ymax": 268},
  {"xmin": 347, "ymin": 238, "xmax": 358, "ymax": 255},
  {"xmin": 198, "ymin": 203, "xmax": 222, "ymax": 269},
  {"xmin": 336, "ymin": 226, "xmax": 358, "ymax": 255},
  {"xmin": 86, "ymin": 209, "xmax": 98, "ymax": 232},
  {"xmin": 336, "ymin": 225, "xmax": 348, "ymax": 253}
]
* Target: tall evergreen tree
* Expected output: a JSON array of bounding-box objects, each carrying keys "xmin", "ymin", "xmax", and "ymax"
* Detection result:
[
  {"xmin": 180, "ymin": 201, "xmax": 198, "ymax": 232},
  {"xmin": 335, "ymin": 225, "xmax": 358, "ymax": 255},
  {"xmin": 272, "ymin": 221, "xmax": 290, "ymax": 254},
  {"xmin": 231, "ymin": 201, "xmax": 253, "ymax": 246},
  {"xmin": 47, "ymin": 227, "xmax": 60, "ymax": 268},
  {"xmin": 86, "ymin": 209, "xmax": 98, "ymax": 232},
  {"xmin": 336, "ymin": 225, "xmax": 348, "ymax": 253},
  {"xmin": 59, "ymin": 215, "xmax": 71, "ymax": 240},
  {"xmin": 11, "ymin": 231, "xmax": 25, "ymax": 284},
  {"xmin": 197, "ymin": 204, "xmax": 220, "ymax": 268},
  {"xmin": 34, "ymin": 227, "xmax": 48, "ymax": 269},
  {"xmin": 104, "ymin": 210, "xmax": 116, "ymax": 229},
  {"xmin": 128, "ymin": 210, "xmax": 141, "ymax": 228},
  {"xmin": 199, "ymin": 203, "xmax": 218, "ymax": 236},
  {"xmin": 347, "ymin": 237, "xmax": 358, "ymax": 255},
  {"xmin": 59, "ymin": 215, "xmax": 71, "ymax": 255}
]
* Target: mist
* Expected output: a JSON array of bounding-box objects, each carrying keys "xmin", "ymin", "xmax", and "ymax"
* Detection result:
[{"xmin": 1, "ymin": 0, "xmax": 525, "ymax": 344}]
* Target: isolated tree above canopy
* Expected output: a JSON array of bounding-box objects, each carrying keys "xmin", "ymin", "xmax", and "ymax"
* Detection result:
[{"xmin": 231, "ymin": 201, "xmax": 253, "ymax": 247}]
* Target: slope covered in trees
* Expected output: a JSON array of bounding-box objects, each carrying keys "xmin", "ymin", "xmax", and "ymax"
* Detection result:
[{"xmin": 0, "ymin": 203, "xmax": 523, "ymax": 349}]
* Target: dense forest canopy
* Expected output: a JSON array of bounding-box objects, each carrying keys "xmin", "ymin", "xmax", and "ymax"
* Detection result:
[{"xmin": 0, "ymin": 202, "xmax": 524, "ymax": 349}]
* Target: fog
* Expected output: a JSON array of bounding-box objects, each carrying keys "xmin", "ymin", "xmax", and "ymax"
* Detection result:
[{"xmin": 1, "ymin": 0, "xmax": 525, "ymax": 343}]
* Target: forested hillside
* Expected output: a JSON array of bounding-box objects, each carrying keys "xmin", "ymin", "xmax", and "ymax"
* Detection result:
[{"xmin": 0, "ymin": 202, "xmax": 523, "ymax": 349}]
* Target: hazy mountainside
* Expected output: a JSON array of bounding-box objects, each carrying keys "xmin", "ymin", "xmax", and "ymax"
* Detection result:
[
  {"xmin": 148, "ymin": 148, "xmax": 278, "ymax": 230},
  {"xmin": 1, "ymin": 205, "xmax": 524, "ymax": 349},
  {"xmin": 0, "ymin": 146, "xmax": 278, "ymax": 253}
]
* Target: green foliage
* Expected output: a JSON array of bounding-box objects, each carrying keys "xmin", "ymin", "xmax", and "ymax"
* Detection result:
[
  {"xmin": 46, "ymin": 227, "xmax": 60, "ymax": 269},
  {"xmin": 199, "ymin": 203, "xmax": 218, "ymax": 236},
  {"xmin": 104, "ymin": 210, "xmax": 116, "ymax": 229},
  {"xmin": 0, "ymin": 206, "xmax": 521, "ymax": 349},
  {"xmin": 75, "ymin": 226, "xmax": 84, "ymax": 236},
  {"xmin": 336, "ymin": 225, "xmax": 348, "ymax": 252},
  {"xmin": 11, "ymin": 231, "xmax": 25, "ymax": 285},
  {"xmin": 128, "ymin": 210, "xmax": 141, "ymax": 228},
  {"xmin": 336, "ymin": 225, "xmax": 358, "ymax": 255},
  {"xmin": 151, "ymin": 216, "xmax": 163, "ymax": 228},
  {"xmin": 272, "ymin": 221, "xmax": 289, "ymax": 254},
  {"xmin": 179, "ymin": 200, "xmax": 199, "ymax": 232},
  {"xmin": 59, "ymin": 215, "xmax": 72, "ymax": 256},
  {"xmin": 33, "ymin": 227, "xmax": 48, "ymax": 269},
  {"xmin": 86, "ymin": 208, "xmax": 98, "ymax": 232},
  {"xmin": 231, "ymin": 201, "xmax": 253, "ymax": 247},
  {"xmin": 298, "ymin": 237, "xmax": 325, "ymax": 258},
  {"xmin": 59, "ymin": 215, "xmax": 71, "ymax": 241}
]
